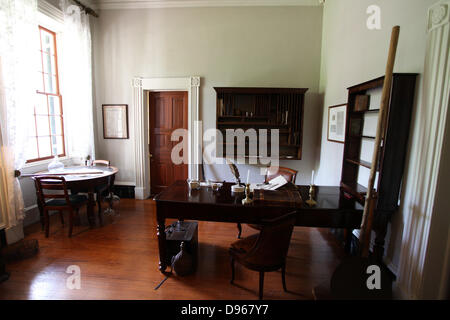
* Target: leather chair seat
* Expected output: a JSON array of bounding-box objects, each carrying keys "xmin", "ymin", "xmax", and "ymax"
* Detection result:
[
  {"xmin": 230, "ymin": 233, "xmax": 259, "ymax": 256},
  {"xmin": 45, "ymin": 194, "xmax": 88, "ymax": 207}
]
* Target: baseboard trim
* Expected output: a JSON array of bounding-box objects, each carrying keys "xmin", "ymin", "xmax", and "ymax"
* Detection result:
[
  {"xmin": 134, "ymin": 186, "xmax": 150, "ymax": 200},
  {"xmin": 114, "ymin": 181, "xmax": 135, "ymax": 186}
]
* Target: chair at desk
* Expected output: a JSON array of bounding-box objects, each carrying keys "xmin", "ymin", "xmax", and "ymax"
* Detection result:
[
  {"xmin": 236, "ymin": 166, "xmax": 298, "ymax": 238},
  {"xmin": 92, "ymin": 159, "xmax": 115, "ymax": 218},
  {"xmin": 33, "ymin": 176, "xmax": 88, "ymax": 237},
  {"xmin": 230, "ymin": 212, "xmax": 296, "ymax": 300}
]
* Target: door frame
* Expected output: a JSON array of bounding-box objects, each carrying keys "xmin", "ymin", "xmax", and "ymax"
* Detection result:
[{"xmin": 132, "ymin": 76, "xmax": 201, "ymax": 199}]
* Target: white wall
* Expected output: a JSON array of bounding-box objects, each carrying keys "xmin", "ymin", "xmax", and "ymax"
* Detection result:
[
  {"xmin": 317, "ymin": 0, "xmax": 434, "ymax": 186},
  {"xmin": 92, "ymin": 6, "xmax": 323, "ymax": 186},
  {"xmin": 316, "ymin": 0, "xmax": 446, "ymax": 296}
]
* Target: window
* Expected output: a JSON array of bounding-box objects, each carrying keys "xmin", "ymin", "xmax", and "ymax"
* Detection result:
[{"xmin": 27, "ymin": 26, "xmax": 65, "ymax": 163}]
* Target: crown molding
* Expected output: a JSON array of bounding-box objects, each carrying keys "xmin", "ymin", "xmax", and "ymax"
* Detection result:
[
  {"xmin": 92, "ymin": 0, "xmax": 321, "ymax": 10},
  {"xmin": 38, "ymin": 0, "xmax": 64, "ymax": 22}
]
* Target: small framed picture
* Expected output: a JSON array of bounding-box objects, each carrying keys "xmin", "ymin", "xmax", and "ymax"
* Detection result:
[
  {"xmin": 102, "ymin": 104, "xmax": 129, "ymax": 139},
  {"xmin": 327, "ymin": 104, "xmax": 347, "ymax": 143}
]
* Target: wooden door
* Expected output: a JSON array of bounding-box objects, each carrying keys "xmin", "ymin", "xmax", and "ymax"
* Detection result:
[{"xmin": 149, "ymin": 91, "xmax": 188, "ymax": 194}]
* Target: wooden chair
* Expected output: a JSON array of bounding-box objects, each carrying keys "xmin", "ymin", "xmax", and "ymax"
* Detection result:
[
  {"xmin": 33, "ymin": 176, "xmax": 88, "ymax": 237},
  {"xmin": 230, "ymin": 211, "xmax": 297, "ymax": 300},
  {"xmin": 92, "ymin": 159, "xmax": 115, "ymax": 217},
  {"xmin": 264, "ymin": 166, "xmax": 298, "ymax": 184},
  {"xmin": 236, "ymin": 166, "xmax": 298, "ymax": 238}
]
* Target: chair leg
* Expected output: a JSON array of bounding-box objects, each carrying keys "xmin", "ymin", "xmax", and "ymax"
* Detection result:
[
  {"xmin": 59, "ymin": 210, "xmax": 64, "ymax": 226},
  {"xmin": 97, "ymin": 193, "xmax": 102, "ymax": 215},
  {"xmin": 259, "ymin": 271, "xmax": 264, "ymax": 300},
  {"xmin": 98, "ymin": 204, "xmax": 103, "ymax": 226},
  {"xmin": 237, "ymin": 223, "xmax": 242, "ymax": 239},
  {"xmin": 68, "ymin": 208, "xmax": 74, "ymax": 238},
  {"xmin": 97, "ymin": 193, "xmax": 104, "ymax": 226},
  {"xmin": 44, "ymin": 209, "xmax": 50, "ymax": 238},
  {"xmin": 282, "ymin": 264, "xmax": 287, "ymax": 292},
  {"xmin": 230, "ymin": 257, "xmax": 235, "ymax": 284},
  {"xmin": 38, "ymin": 203, "xmax": 44, "ymax": 231}
]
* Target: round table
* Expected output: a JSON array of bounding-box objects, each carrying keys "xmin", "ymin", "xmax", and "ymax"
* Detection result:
[{"xmin": 35, "ymin": 166, "xmax": 119, "ymax": 227}]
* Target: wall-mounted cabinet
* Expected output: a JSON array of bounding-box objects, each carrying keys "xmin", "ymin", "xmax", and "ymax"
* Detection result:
[{"xmin": 214, "ymin": 87, "xmax": 308, "ymax": 160}]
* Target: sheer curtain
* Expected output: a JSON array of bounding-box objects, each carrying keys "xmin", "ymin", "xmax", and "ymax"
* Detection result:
[
  {"xmin": 0, "ymin": 0, "xmax": 38, "ymax": 228},
  {"xmin": 59, "ymin": 0, "xmax": 95, "ymax": 161}
]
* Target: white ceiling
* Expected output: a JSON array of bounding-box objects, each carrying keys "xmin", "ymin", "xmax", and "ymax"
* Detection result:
[{"xmin": 90, "ymin": 0, "xmax": 322, "ymax": 10}]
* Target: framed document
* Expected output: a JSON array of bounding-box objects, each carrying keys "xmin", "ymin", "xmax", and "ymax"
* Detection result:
[
  {"xmin": 102, "ymin": 104, "xmax": 129, "ymax": 139},
  {"xmin": 327, "ymin": 104, "xmax": 347, "ymax": 143}
]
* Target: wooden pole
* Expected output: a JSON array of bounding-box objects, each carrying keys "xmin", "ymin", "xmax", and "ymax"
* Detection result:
[{"xmin": 359, "ymin": 26, "xmax": 400, "ymax": 258}]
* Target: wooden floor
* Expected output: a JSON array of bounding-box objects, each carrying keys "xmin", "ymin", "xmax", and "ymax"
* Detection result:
[{"xmin": 0, "ymin": 199, "xmax": 344, "ymax": 300}]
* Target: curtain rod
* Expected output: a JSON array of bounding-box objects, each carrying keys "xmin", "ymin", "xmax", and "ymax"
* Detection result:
[{"xmin": 72, "ymin": 0, "xmax": 99, "ymax": 18}]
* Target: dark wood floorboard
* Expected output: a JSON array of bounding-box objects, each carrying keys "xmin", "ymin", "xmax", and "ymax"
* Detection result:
[{"xmin": 0, "ymin": 199, "xmax": 344, "ymax": 300}]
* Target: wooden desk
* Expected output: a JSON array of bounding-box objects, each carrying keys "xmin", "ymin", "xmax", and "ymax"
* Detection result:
[
  {"xmin": 153, "ymin": 181, "xmax": 363, "ymax": 273},
  {"xmin": 31, "ymin": 166, "xmax": 118, "ymax": 228}
]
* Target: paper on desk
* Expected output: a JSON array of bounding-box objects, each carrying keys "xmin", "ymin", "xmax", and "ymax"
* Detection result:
[{"xmin": 251, "ymin": 175, "xmax": 288, "ymax": 191}]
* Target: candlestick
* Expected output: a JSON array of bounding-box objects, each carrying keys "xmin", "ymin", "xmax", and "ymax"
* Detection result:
[
  {"xmin": 246, "ymin": 170, "xmax": 250, "ymax": 184},
  {"xmin": 242, "ymin": 183, "xmax": 253, "ymax": 205},
  {"xmin": 311, "ymin": 170, "xmax": 315, "ymax": 185},
  {"xmin": 306, "ymin": 184, "xmax": 317, "ymax": 207}
]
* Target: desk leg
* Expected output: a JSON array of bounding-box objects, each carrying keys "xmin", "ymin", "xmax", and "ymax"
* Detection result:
[
  {"xmin": 156, "ymin": 214, "xmax": 167, "ymax": 273},
  {"xmin": 87, "ymin": 191, "xmax": 96, "ymax": 227}
]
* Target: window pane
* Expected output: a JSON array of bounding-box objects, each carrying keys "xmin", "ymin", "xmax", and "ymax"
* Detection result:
[
  {"xmin": 42, "ymin": 53, "xmax": 56, "ymax": 76},
  {"xmin": 44, "ymin": 74, "xmax": 57, "ymax": 94},
  {"xmin": 48, "ymin": 96, "xmax": 61, "ymax": 115},
  {"xmin": 28, "ymin": 27, "xmax": 64, "ymax": 163},
  {"xmin": 38, "ymin": 136, "xmax": 51, "ymax": 158},
  {"xmin": 55, "ymin": 136, "xmax": 64, "ymax": 155},
  {"xmin": 49, "ymin": 116, "xmax": 62, "ymax": 135},
  {"xmin": 36, "ymin": 115, "xmax": 50, "ymax": 136},
  {"xmin": 50, "ymin": 135, "xmax": 58, "ymax": 155},
  {"xmin": 36, "ymin": 94, "xmax": 47, "ymax": 114},
  {"xmin": 40, "ymin": 29, "xmax": 55, "ymax": 55},
  {"xmin": 26, "ymin": 138, "xmax": 39, "ymax": 160}
]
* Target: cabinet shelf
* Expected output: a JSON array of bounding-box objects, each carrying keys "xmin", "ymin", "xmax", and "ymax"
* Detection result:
[
  {"xmin": 218, "ymin": 115, "xmax": 269, "ymax": 120},
  {"xmin": 215, "ymin": 87, "xmax": 307, "ymax": 161},
  {"xmin": 345, "ymin": 158, "xmax": 372, "ymax": 169},
  {"xmin": 217, "ymin": 122, "xmax": 288, "ymax": 127},
  {"xmin": 351, "ymin": 108, "xmax": 380, "ymax": 114},
  {"xmin": 341, "ymin": 182, "xmax": 367, "ymax": 203},
  {"xmin": 341, "ymin": 74, "xmax": 417, "ymax": 262}
]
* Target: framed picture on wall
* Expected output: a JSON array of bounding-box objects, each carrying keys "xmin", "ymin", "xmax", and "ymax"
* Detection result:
[
  {"xmin": 102, "ymin": 104, "xmax": 129, "ymax": 139},
  {"xmin": 327, "ymin": 104, "xmax": 347, "ymax": 143}
]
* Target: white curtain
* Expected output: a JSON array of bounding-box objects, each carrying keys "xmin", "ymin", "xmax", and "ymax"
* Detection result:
[
  {"xmin": 59, "ymin": 0, "xmax": 95, "ymax": 161},
  {"xmin": 0, "ymin": 0, "xmax": 38, "ymax": 228}
]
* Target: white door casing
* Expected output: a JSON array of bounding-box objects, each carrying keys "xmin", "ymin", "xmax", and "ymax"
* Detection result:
[{"xmin": 132, "ymin": 76, "xmax": 201, "ymax": 199}]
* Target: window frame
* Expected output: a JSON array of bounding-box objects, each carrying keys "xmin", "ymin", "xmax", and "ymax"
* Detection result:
[{"xmin": 27, "ymin": 25, "xmax": 66, "ymax": 163}]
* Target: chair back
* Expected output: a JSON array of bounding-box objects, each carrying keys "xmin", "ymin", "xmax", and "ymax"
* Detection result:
[
  {"xmin": 92, "ymin": 159, "xmax": 110, "ymax": 167},
  {"xmin": 245, "ymin": 212, "xmax": 297, "ymax": 268},
  {"xmin": 92, "ymin": 159, "xmax": 115, "ymax": 188},
  {"xmin": 33, "ymin": 176, "xmax": 70, "ymax": 207},
  {"xmin": 264, "ymin": 166, "xmax": 298, "ymax": 184}
]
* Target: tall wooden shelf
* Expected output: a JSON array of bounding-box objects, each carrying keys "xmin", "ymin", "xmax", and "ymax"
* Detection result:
[
  {"xmin": 340, "ymin": 73, "xmax": 417, "ymax": 261},
  {"xmin": 214, "ymin": 87, "xmax": 307, "ymax": 160}
]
